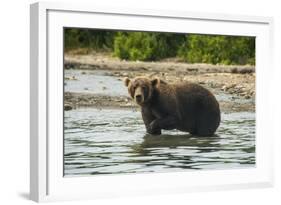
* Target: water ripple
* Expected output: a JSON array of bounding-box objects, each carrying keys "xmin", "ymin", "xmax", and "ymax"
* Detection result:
[{"xmin": 64, "ymin": 108, "xmax": 255, "ymax": 176}]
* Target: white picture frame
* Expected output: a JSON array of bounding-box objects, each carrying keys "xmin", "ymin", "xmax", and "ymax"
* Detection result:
[{"xmin": 30, "ymin": 1, "xmax": 274, "ymax": 202}]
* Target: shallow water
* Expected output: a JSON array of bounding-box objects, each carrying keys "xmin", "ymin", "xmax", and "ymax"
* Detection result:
[
  {"xmin": 64, "ymin": 69, "xmax": 255, "ymax": 176},
  {"xmin": 64, "ymin": 108, "xmax": 255, "ymax": 176},
  {"xmin": 65, "ymin": 69, "xmax": 128, "ymax": 96}
]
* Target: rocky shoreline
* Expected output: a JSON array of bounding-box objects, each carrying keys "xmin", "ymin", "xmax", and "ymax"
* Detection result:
[
  {"xmin": 64, "ymin": 53, "xmax": 255, "ymax": 74},
  {"xmin": 64, "ymin": 91, "xmax": 255, "ymax": 113},
  {"xmin": 64, "ymin": 53, "xmax": 255, "ymax": 112}
]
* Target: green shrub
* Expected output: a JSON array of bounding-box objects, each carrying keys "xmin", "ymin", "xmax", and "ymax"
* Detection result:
[
  {"xmin": 113, "ymin": 32, "xmax": 185, "ymax": 61},
  {"xmin": 178, "ymin": 34, "xmax": 255, "ymax": 65},
  {"xmin": 64, "ymin": 28, "xmax": 116, "ymax": 51},
  {"xmin": 64, "ymin": 28, "xmax": 255, "ymax": 65}
]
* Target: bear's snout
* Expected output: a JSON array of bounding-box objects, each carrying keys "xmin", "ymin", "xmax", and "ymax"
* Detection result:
[
  {"xmin": 135, "ymin": 95, "xmax": 142, "ymax": 103},
  {"xmin": 134, "ymin": 87, "xmax": 144, "ymax": 104}
]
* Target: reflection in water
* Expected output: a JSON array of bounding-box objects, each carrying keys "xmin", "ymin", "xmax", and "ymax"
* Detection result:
[{"xmin": 64, "ymin": 108, "xmax": 255, "ymax": 176}]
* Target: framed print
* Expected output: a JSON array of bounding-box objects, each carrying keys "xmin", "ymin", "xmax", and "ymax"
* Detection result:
[{"xmin": 30, "ymin": 2, "xmax": 274, "ymax": 202}]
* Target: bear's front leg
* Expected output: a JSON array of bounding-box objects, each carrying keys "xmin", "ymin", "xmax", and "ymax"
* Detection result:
[
  {"xmin": 150, "ymin": 116, "xmax": 178, "ymax": 133},
  {"xmin": 141, "ymin": 107, "xmax": 161, "ymax": 135}
]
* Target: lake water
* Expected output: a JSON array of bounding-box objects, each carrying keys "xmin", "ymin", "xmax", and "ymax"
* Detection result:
[
  {"xmin": 64, "ymin": 69, "xmax": 255, "ymax": 176},
  {"xmin": 65, "ymin": 69, "xmax": 128, "ymax": 96}
]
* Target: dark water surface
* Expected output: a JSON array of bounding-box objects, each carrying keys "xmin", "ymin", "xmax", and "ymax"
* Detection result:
[
  {"xmin": 64, "ymin": 69, "xmax": 255, "ymax": 176},
  {"xmin": 64, "ymin": 108, "xmax": 255, "ymax": 176}
]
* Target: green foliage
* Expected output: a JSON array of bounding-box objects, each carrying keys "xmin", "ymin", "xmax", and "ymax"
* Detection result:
[
  {"xmin": 64, "ymin": 28, "xmax": 255, "ymax": 65},
  {"xmin": 64, "ymin": 28, "xmax": 116, "ymax": 51},
  {"xmin": 178, "ymin": 34, "xmax": 255, "ymax": 65},
  {"xmin": 113, "ymin": 32, "xmax": 185, "ymax": 61}
]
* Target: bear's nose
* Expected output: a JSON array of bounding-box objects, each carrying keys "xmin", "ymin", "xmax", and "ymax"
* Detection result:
[{"xmin": 135, "ymin": 95, "xmax": 142, "ymax": 102}]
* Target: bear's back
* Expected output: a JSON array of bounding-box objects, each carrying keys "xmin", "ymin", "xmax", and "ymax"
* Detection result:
[{"xmin": 163, "ymin": 82, "xmax": 220, "ymax": 135}]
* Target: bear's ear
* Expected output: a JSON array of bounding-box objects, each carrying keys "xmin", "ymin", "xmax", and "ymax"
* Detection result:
[
  {"xmin": 124, "ymin": 77, "xmax": 131, "ymax": 87},
  {"xmin": 151, "ymin": 77, "xmax": 160, "ymax": 87}
]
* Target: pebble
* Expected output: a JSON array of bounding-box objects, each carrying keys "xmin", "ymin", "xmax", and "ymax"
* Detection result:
[
  {"xmin": 64, "ymin": 104, "xmax": 72, "ymax": 111},
  {"xmin": 227, "ymin": 84, "xmax": 236, "ymax": 89},
  {"xmin": 221, "ymin": 85, "xmax": 227, "ymax": 91},
  {"xmin": 65, "ymin": 76, "xmax": 77, "ymax": 80}
]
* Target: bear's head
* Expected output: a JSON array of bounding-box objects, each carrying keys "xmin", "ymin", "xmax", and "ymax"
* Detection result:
[{"xmin": 124, "ymin": 76, "xmax": 159, "ymax": 106}]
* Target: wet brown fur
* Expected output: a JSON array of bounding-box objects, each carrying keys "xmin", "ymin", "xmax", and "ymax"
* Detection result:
[{"xmin": 124, "ymin": 76, "xmax": 221, "ymax": 136}]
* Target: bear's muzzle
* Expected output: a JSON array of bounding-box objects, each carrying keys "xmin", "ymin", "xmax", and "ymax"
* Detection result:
[{"xmin": 134, "ymin": 87, "xmax": 144, "ymax": 104}]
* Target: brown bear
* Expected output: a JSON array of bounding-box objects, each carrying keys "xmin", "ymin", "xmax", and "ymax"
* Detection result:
[{"xmin": 124, "ymin": 76, "xmax": 221, "ymax": 136}]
